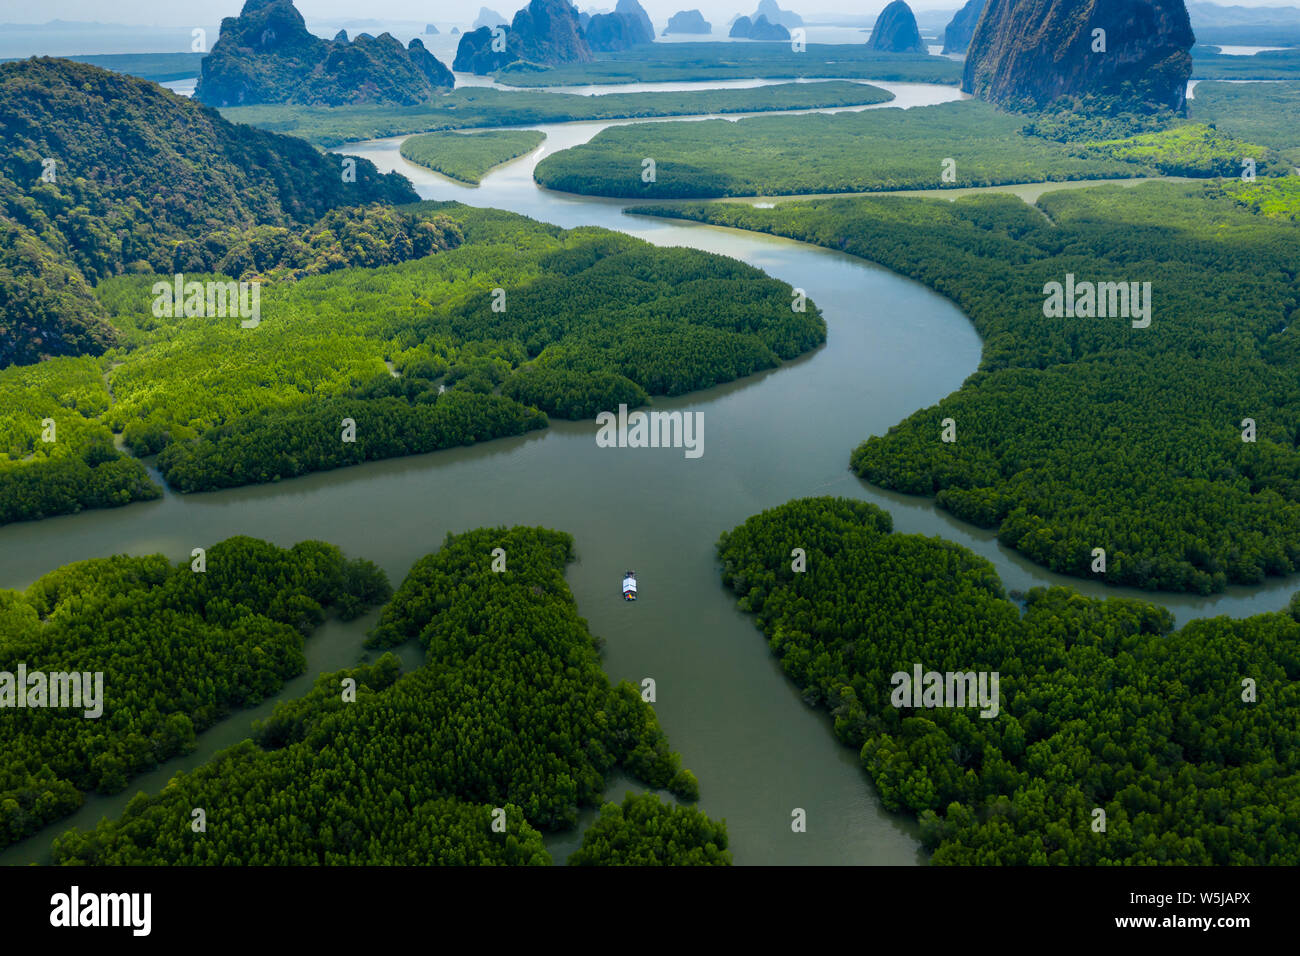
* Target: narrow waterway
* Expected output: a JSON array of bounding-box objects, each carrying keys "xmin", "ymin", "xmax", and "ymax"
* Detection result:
[{"xmin": 3, "ymin": 81, "xmax": 1296, "ymax": 867}]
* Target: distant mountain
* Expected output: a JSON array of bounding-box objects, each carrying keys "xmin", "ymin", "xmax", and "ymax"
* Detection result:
[
  {"xmin": 664, "ymin": 9, "xmax": 712, "ymax": 34},
  {"xmin": 964, "ymin": 0, "xmax": 1194, "ymax": 112},
  {"xmin": 473, "ymin": 8, "xmax": 511, "ymax": 29},
  {"xmin": 752, "ymin": 1, "xmax": 803, "ymax": 29},
  {"xmin": 1186, "ymin": 2, "xmax": 1300, "ymax": 26},
  {"xmin": 0, "ymin": 58, "xmax": 415, "ymax": 367},
  {"xmin": 425, "ymin": 24, "xmax": 440, "ymax": 34},
  {"xmin": 942, "ymin": 0, "xmax": 985, "ymax": 54},
  {"xmin": 455, "ymin": 0, "xmax": 593, "ymax": 74},
  {"xmin": 869, "ymin": 1, "xmax": 926, "ymax": 53},
  {"xmin": 729, "ymin": 14, "xmax": 791, "ymax": 39},
  {"xmin": 195, "ymin": 0, "xmax": 454, "ymax": 107},
  {"xmin": 586, "ymin": 0, "xmax": 655, "ymax": 50}
]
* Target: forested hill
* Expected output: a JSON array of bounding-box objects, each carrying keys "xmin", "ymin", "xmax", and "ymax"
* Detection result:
[{"xmin": 0, "ymin": 57, "xmax": 416, "ymax": 368}]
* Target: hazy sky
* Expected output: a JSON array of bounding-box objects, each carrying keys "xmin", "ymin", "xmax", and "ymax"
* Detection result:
[{"xmin": 2, "ymin": 0, "xmax": 1297, "ymax": 29}]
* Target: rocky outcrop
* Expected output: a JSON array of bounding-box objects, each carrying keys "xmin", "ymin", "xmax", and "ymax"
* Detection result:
[
  {"xmin": 617, "ymin": 0, "xmax": 655, "ymax": 38},
  {"xmin": 586, "ymin": 0, "xmax": 655, "ymax": 50},
  {"xmin": 752, "ymin": 0, "xmax": 802, "ymax": 29},
  {"xmin": 942, "ymin": 0, "xmax": 985, "ymax": 54},
  {"xmin": 406, "ymin": 38, "xmax": 456, "ymax": 89},
  {"xmin": 195, "ymin": 0, "xmax": 453, "ymax": 106},
  {"xmin": 729, "ymin": 13, "xmax": 790, "ymax": 39},
  {"xmin": 455, "ymin": 0, "xmax": 593, "ymax": 73},
  {"xmin": 963, "ymin": 0, "xmax": 1195, "ymax": 112},
  {"xmin": 663, "ymin": 9, "xmax": 712, "ymax": 34},
  {"xmin": 425, "ymin": 24, "xmax": 440, "ymax": 34},
  {"xmin": 868, "ymin": 1, "xmax": 926, "ymax": 53},
  {"xmin": 473, "ymin": 8, "xmax": 510, "ymax": 29}
]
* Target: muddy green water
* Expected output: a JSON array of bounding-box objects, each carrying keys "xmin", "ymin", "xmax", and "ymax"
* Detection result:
[{"xmin": 2, "ymin": 83, "xmax": 1295, "ymax": 866}]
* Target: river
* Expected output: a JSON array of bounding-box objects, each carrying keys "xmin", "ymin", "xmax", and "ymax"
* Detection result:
[{"xmin": 2, "ymin": 82, "xmax": 1295, "ymax": 867}]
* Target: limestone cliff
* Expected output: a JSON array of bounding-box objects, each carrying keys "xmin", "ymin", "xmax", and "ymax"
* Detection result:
[
  {"xmin": 963, "ymin": 0, "xmax": 1195, "ymax": 112},
  {"xmin": 869, "ymin": 1, "xmax": 927, "ymax": 54},
  {"xmin": 942, "ymin": 0, "xmax": 986, "ymax": 54},
  {"xmin": 195, "ymin": 0, "xmax": 453, "ymax": 106},
  {"xmin": 455, "ymin": 0, "xmax": 593, "ymax": 73}
]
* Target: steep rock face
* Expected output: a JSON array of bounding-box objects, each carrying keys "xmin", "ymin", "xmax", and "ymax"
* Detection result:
[
  {"xmin": 664, "ymin": 9, "xmax": 712, "ymax": 33},
  {"xmin": 195, "ymin": 0, "xmax": 453, "ymax": 106},
  {"xmin": 753, "ymin": 0, "xmax": 802, "ymax": 29},
  {"xmin": 963, "ymin": 0, "xmax": 1195, "ymax": 111},
  {"xmin": 455, "ymin": 0, "xmax": 593, "ymax": 73},
  {"xmin": 942, "ymin": 0, "xmax": 986, "ymax": 54},
  {"xmin": 585, "ymin": 0, "xmax": 655, "ymax": 50},
  {"xmin": 616, "ymin": 0, "xmax": 656, "ymax": 38},
  {"xmin": 407, "ymin": 38, "xmax": 456, "ymax": 89},
  {"xmin": 730, "ymin": 14, "xmax": 790, "ymax": 39},
  {"xmin": 869, "ymin": 1, "xmax": 927, "ymax": 53}
]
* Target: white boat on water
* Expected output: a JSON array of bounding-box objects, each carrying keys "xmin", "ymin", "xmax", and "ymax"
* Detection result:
[{"xmin": 622, "ymin": 571, "xmax": 637, "ymax": 601}]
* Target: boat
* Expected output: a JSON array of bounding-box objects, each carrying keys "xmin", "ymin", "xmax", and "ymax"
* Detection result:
[{"xmin": 622, "ymin": 571, "xmax": 637, "ymax": 601}]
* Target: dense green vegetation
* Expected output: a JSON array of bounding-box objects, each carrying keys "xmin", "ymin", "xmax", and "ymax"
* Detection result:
[
  {"xmin": 1223, "ymin": 176, "xmax": 1300, "ymax": 222},
  {"xmin": 400, "ymin": 130, "xmax": 547, "ymax": 184},
  {"xmin": 0, "ymin": 203, "xmax": 821, "ymax": 511},
  {"xmin": 1078, "ymin": 123, "xmax": 1272, "ymax": 177},
  {"xmin": 0, "ymin": 536, "xmax": 390, "ymax": 848},
  {"xmin": 1190, "ymin": 80, "xmax": 1300, "ymax": 167},
  {"xmin": 0, "ymin": 58, "xmax": 414, "ymax": 368},
  {"xmin": 0, "ymin": 357, "xmax": 160, "ymax": 524},
  {"xmin": 641, "ymin": 181, "xmax": 1300, "ymax": 593},
  {"xmin": 221, "ymin": 81, "xmax": 893, "ymax": 148},
  {"xmin": 50, "ymin": 526, "xmax": 725, "ymax": 864},
  {"xmin": 169, "ymin": 204, "xmax": 464, "ymax": 282},
  {"xmin": 157, "ymin": 392, "xmax": 548, "ymax": 492},
  {"xmin": 489, "ymin": 42, "xmax": 963, "ymax": 87},
  {"xmin": 535, "ymin": 101, "xmax": 1271, "ymax": 198},
  {"xmin": 568, "ymin": 792, "xmax": 732, "ymax": 865},
  {"xmin": 718, "ymin": 497, "xmax": 1300, "ymax": 864}
]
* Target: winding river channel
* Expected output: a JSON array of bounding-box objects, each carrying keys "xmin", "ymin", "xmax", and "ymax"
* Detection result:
[{"xmin": 3, "ymin": 81, "xmax": 1296, "ymax": 866}]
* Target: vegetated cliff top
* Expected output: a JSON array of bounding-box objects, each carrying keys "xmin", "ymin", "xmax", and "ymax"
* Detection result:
[{"xmin": 0, "ymin": 57, "xmax": 415, "ymax": 367}]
